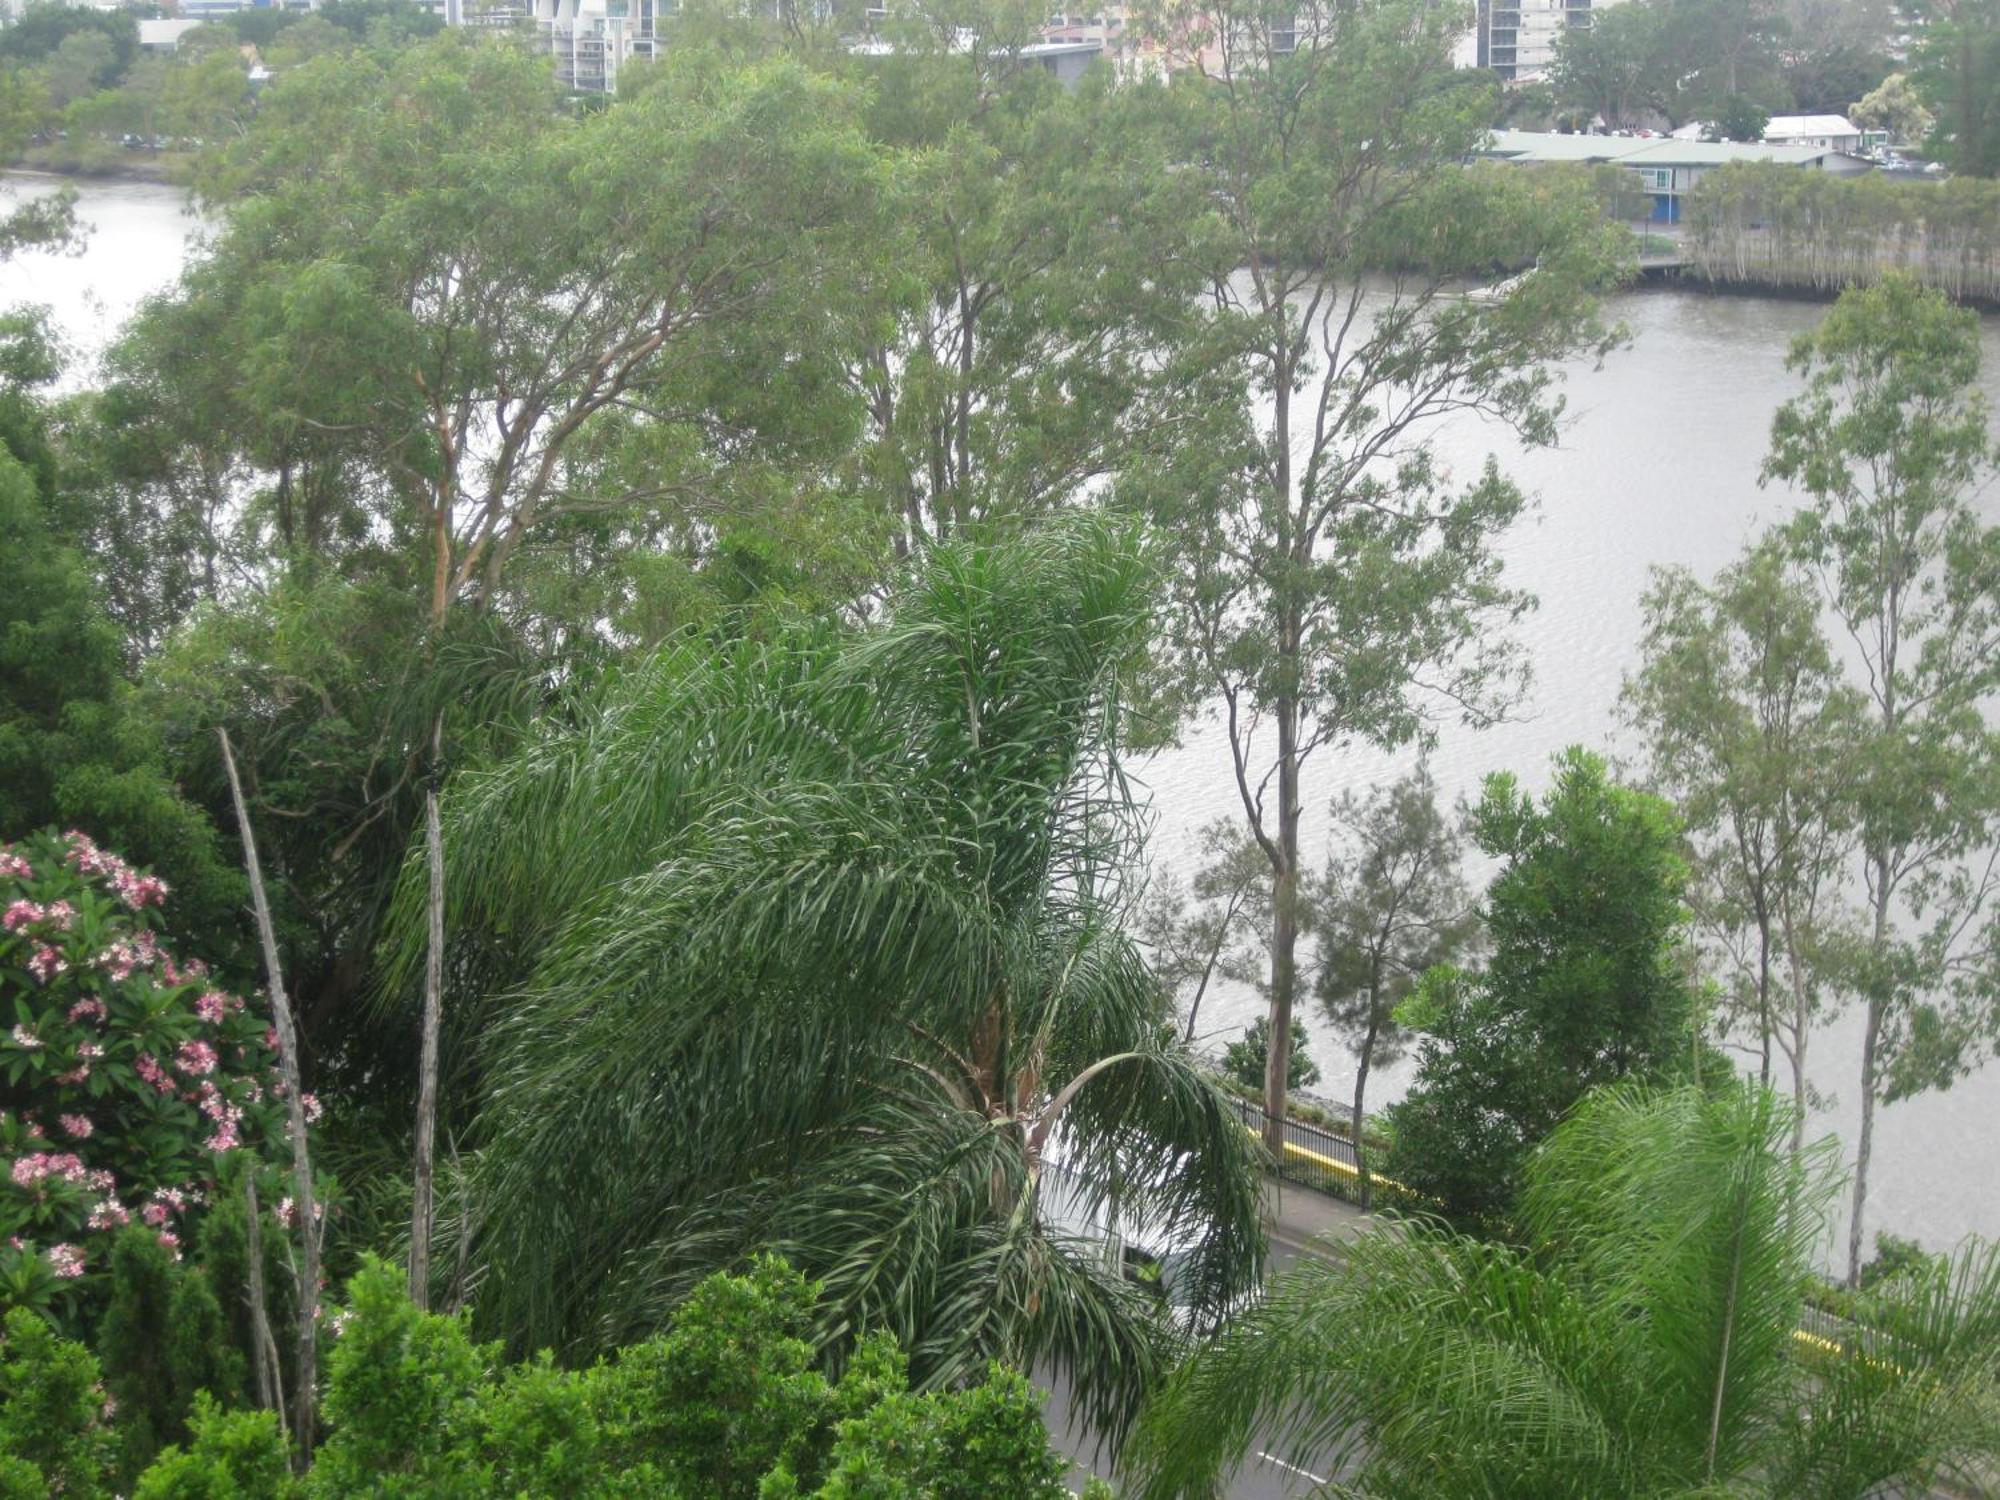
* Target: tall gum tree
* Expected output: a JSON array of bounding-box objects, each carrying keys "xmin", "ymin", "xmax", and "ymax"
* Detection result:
[
  {"xmin": 1764, "ymin": 275, "xmax": 2000, "ymax": 1286},
  {"xmin": 839, "ymin": 7, "xmax": 1209, "ymax": 554},
  {"xmin": 115, "ymin": 35, "xmax": 888, "ymax": 1076},
  {"xmin": 1310, "ymin": 767, "xmax": 1475, "ymax": 1209},
  {"xmin": 1625, "ymin": 538, "xmax": 1862, "ymax": 1160},
  {"xmin": 1127, "ymin": 0, "xmax": 1630, "ymax": 1150}
]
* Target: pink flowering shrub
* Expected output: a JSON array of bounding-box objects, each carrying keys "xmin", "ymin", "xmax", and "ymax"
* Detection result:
[{"xmin": 0, "ymin": 832, "xmax": 296, "ymax": 1315}]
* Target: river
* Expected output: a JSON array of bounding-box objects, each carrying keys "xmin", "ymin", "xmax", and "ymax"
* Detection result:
[{"xmin": 8, "ymin": 171, "xmax": 2000, "ymax": 1261}]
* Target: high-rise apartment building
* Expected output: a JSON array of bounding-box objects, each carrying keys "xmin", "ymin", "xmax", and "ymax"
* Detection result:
[{"xmin": 1475, "ymin": 0, "xmax": 1613, "ymax": 82}]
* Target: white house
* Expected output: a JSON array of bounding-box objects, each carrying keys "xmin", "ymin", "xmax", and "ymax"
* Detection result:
[
  {"xmin": 137, "ymin": 18, "xmax": 207, "ymax": 50},
  {"xmin": 1762, "ymin": 114, "xmax": 1865, "ymax": 152}
]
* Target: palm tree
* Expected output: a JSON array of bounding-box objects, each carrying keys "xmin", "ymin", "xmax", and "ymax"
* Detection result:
[
  {"xmin": 1123, "ymin": 1083, "xmax": 2000, "ymax": 1498},
  {"xmin": 378, "ymin": 515, "xmax": 1264, "ymax": 1439}
]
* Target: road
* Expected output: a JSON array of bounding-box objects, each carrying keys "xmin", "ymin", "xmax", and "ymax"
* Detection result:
[{"xmin": 1037, "ymin": 1181, "xmax": 1371, "ymax": 1497}]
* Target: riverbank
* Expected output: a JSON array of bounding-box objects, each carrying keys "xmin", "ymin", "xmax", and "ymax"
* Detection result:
[
  {"xmin": 7, "ymin": 147, "xmax": 190, "ymax": 185},
  {"xmin": 1635, "ymin": 260, "xmax": 2000, "ymax": 313},
  {"xmin": 1682, "ymin": 161, "xmax": 2000, "ymax": 307}
]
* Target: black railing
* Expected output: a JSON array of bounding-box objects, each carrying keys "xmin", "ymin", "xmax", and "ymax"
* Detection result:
[{"xmin": 1225, "ymin": 1096, "xmax": 1372, "ymax": 1200}]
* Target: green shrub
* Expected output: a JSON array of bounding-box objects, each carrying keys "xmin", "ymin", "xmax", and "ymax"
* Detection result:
[
  {"xmin": 99, "ymin": 1226, "xmax": 253, "ymax": 1482},
  {"xmin": 1223, "ymin": 1016, "xmax": 1322, "ymax": 1094},
  {"xmin": 1860, "ymin": 1232, "xmax": 1944, "ymax": 1291},
  {"xmin": 0, "ymin": 1306, "xmax": 113, "ymax": 1498},
  {"xmin": 305, "ymin": 1260, "xmax": 490, "ymax": 1497},
  {"xmin": 597, "ymin": 1254, "xmax": 831, "ymax": 1498},
  {"xmin": 132, "ymin": 1397, "xmax": 296, "ymax": 1499},
  {"xmin": 813, "ymin": 1363, "xmax": 1070, "ymax": 1500}
]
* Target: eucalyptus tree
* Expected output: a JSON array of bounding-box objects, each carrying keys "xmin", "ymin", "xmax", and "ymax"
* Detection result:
[
  {"xmin": 1624, "ymin": 538, "xmax": 1861, "ymax": 1157},
  {"xmin": 1135, "ymin": 819, "xmax": 1269, "ymax": 1049},
  {"xmin": 839, "ymin": 11, "xmax": 1203, "ymax": 554},
  {"xmin": 379, "ymin": 517, "xmax": 1264, "ymax": 1439},
  {"xmin": 1309, "ymin": 768, "xmax": 1475, "ymax": 1209},
  {"xmin": 1129, "ymin": 0, "xmax": 1630, "ymax": 1153},
  {"xmin": 1551, "ymin": 3, "xmax": 1664, "ymax": 131},
  {"xmin": 1764, "ymin": 275, "xmax": 2000, "ymax": 1285},
  {"xmin": 104, "ymin": 34, "xmax": 890, "ymax": 1090},
  {"xmin": 1125, "ymin": 1082, "xmax": 2000, "ymax": 1499},
  {"xmin": 181, "ymin": 33, "xmax": 883, "ymax": 634}
]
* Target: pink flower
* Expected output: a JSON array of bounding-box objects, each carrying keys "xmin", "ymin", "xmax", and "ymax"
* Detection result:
[
  {"xmin": 204, "ymin": 1120, "xmax": 240, "ymax": 1153},
  {"xmin": 66, "ymin": 998, "xmax": 108, "ymax": 1026},
  {"xmin": 64, "ymin": 830, "xmax": 116, "ymax": 876},
  {"xmin": 9, "ymin": 1026, "xmax": 41, "ymax": 1051},
  {"xmin": 12, "ymin": 1152, "xmax": 86, "ymax": 1188},
  {"xmin": 27, "ymin": 946, "xmax": 66, "ymax": 984},
  {"xmin": 114, "ymin": 872, "xmax": 169, "ymax": 910},
  {"xmin": 95, "ymin": 943, "xmax": 140, "ymax": 983},
  {"xmin": 263, "ymin": 1027, "xmax": 281, "ymax": 1053},
  {"xmin": 42, "ymin": 901, "xmax": 75, "ymax": 931},
  {"xmin": 135, "ymin": 1054, "xmax": 174, "ymax": 1094},
  {"xmin": 175, "ymin": 1040, "xmax": 218, "ymax": 1077},
  {"xmin": 52, "ymin": 1066, "xmax": 89, "ymax": 1085},
  {"xmin": 47, "ymin": 1243, "xmax": 84, "ymax": 1279},
  {"xmin": 0, "ymin": 846, "xmax": 31, "ymax": 880},
  {"xmin": 2, "ymin": 900, "xmax": 45, "ymax": 932},
  {"xmin": 156, "ymin": 1231, "xmax": 180, "ymax": 1260},
  {"xmin": 77, "ymin": 1042, "xmax": 102, "ymax": 1061},
  {"xmin": 140, "ymin": 1203, "xmax": 169, "ymax": 1227},
  {"xmin": 58, "ymin": 1115, "xmax": 91, "ymax": 1140},
  {"xmin": 302, "ymin": 1093, "xmax": 324, "ymax": 1124},
  {"xmin": 86, "ymin": 1199, "xmax": 129, "ymax": 1232},
  {"xmin": 194, "ymin": 991, "xmax": 228, "ymax": 1024}
]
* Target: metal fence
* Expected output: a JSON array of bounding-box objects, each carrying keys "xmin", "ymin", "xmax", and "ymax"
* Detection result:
[{"xmin": 1224, "ymin": 1095, "xmax": 1381, "ymax": 1202}]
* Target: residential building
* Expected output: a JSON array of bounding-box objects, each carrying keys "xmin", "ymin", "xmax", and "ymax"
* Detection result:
[
  {"xmin": 1761, "ymin": 113, "xmax": 1866, "ymax": 152},
  {"xmin": 137, "ymin": 17, "xmax": 207, "ymax": 48},
  {"xmin": 1475, "ymin": 0, "xmax": 1620, "ymax": 82},
  {"xmin": 1479, "ymin": 129, "xmax": 1874, "ymax": 221},
  {"xmin": 536, "ymin": 0, "xmax": 660, "ymax": 92}
]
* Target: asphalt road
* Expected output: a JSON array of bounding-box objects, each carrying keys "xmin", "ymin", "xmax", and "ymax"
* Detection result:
[
  {"xmin": 1039, "ymin": 1361, "xmax": 1332, "ymax": 1498},
  {"xmin": 1036, "ymin": 1193, "xmax": 1362, "ymax": 1497}
]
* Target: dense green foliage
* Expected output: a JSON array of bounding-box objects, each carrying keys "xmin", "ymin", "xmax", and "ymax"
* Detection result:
[
  {"xmin": 0, "ymin": 1257, "xmax": 1078, "ymax": 1497},
  {"xmin": 1384, "ymin": 748, "xmax": 1699, "ymax": 1228},
  {"xmin": 0, "ymin": 323, "xmax": 245, "ymax": 952},
  {"xmin": 5, "ymin": 0, "xmax": 1997, "ymax": 1485},
  {"xmin": 1912, "ymin": 0, "xmax": 2000, "ymax": 176},
  {"xmin": 1127, "ymin": 1082, "xmax": 2000, "ymax": 1498},
  {"xmin": 1551, "ymin": 0, "xmax": 1894, "ymax": 131},
  {"xmin": 376, "ymin": 516, "xmax": 1262, "ymax": 1438}
]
